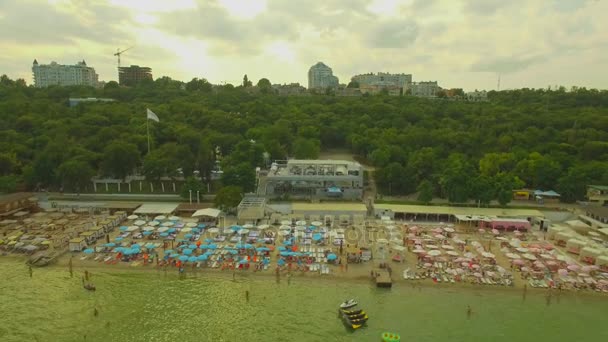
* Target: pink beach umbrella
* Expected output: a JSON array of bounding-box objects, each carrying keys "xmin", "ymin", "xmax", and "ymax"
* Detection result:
[
  {"xmin": 432, "ymin": 227, "xmax": 442, "ymax": 234},
  {"xmin": 521, "ymin": 267, "xmax": 530, "ymax": 272},
  {"xmin": 473, "ymin": 272, "xmax": 482, "ymax": 278},
  {"xmin": 424, "ymin": 262, "xmax": 433, "ymax": 268},
  {"xmin": 471, "ymin": 264, "xmax": 480, "ymax": 269},
  {"xmin": 514, "ymin": 231, "xmax": 523, "ymax": 236},
  {"xmin": 512, "ymin": 259, "xmax": 525, "ymax": 265},
  {"xmin": 410, "ymin": 226, "xmax": 419, "ymax": 231},
  {"xmin": 434, "ymin": 234, "xmax": 444, "ymax": 239},
  {"xmin": 546, "ymin": 261, "xmax": 557, "ymax": 266},
  {"xmin": 492, "ymin": 229, "xmax": 500, "ymax": 235},
  {"xmin": 567, "ymin": 264, "xmax": 580, "ymax": 272},
  {"xmin": 478, "ymin": 229, "xmax": 485, "ymax": 234},
  {"xmin": 557, "ymin": 269, "xmax": 568, "ymax": 276},
  {"xmin": 461, "ymin": 262, "xmax": 469, "ymax": 267}
]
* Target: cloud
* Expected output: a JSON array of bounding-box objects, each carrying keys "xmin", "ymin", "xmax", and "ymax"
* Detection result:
[
  {"xmin": 470, "ymin": 55, "xmax": 547, "ymax": 73},
  {"xmin": 366, "ymin": 20, "xmax": 419, "ymax": 48},
  {"xmin": 463, "ymin": 0, "xmax": 510, "ymax": 14}
]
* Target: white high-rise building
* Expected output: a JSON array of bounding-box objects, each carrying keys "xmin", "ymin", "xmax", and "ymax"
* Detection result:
[
  {"xmin": 410, "ymin": 81, "xmax": 440, "ymax": 97},
  {"xmin": 32, "ymin": 59, "xmax": 99, "ymax": 88},
  {"xmin": 351, "ymin": 72, "xmax": 412, "ymax": 89},
  {"xmin": 308, "ymin": 62, "xmax": 339, "ymax": 89}
]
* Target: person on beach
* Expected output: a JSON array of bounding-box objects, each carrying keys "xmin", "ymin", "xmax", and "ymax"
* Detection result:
[
  {"xmin": 93, "ymin": 307, "xmax": 98, "ymax": 317},
  {"xmin": 85, "ymin": 270, "xmax": 89, "ymax": 281},
  {"xmin": 29, "ymin": 265, "xmax": 33, "ymax": 278},
  {"xmin": 466, "ymin": 305, "xmax": 472, "ymax": 319},
  {"xmin": 245, "ymin": 290, "xmax": 249, "ymax": 302}
]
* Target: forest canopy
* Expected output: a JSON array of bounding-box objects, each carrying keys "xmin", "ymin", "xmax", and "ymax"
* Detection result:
[{"xmin": 1, "ymin": 74, "xmax": 607, "ymax": 203}]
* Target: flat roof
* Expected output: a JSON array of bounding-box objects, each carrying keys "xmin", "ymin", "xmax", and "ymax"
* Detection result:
[
  {"xmin": 586, "ymin": 206, "xmax": 608, "ymax": 218},
  {"xmin": 374, "ymin": 204, "xmax": 544, "ymax": 218},
  {"xmin": 287, "ymin": 159, "xmax": 360, "ymax": 166},
  {"xmin": 102, "ymin": 202, "xmax": 142, "ymax": 210},
  {"xmin": 291, "ymin": 202, "xmax": 367, "ymax": 212},
  {"xmin": 133, "ymin": 203, "xmax": 178, "ymax": 214},
  {"xmin": 588, "ymin": 185, "xmax": 608, "ymax": 190}
]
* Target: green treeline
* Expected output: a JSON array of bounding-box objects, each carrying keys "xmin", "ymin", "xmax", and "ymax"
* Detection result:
[{"xmin": 1, "ymin": 74, "xmax": 607, "ymax": 204}]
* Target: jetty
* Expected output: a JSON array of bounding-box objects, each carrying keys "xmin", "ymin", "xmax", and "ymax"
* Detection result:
[{"xmin": 375, "ymin": 269, "xmax": 392, "ymax": 288}]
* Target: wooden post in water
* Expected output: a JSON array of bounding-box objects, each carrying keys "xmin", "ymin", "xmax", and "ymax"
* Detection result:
[{"xmin": 69, "ymin": 257, "xmax": 73, "ymax": 277}]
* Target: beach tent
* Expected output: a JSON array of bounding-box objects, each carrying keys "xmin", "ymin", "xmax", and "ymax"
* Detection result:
[{"xmin": 192, "ymin": 208, "xmax": 221, "ymax": 218}]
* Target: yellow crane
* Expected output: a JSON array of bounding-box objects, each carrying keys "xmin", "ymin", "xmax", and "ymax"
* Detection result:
[{"xmin": 113, "ymin": 46, "xmax": 133, "ymax": 68}]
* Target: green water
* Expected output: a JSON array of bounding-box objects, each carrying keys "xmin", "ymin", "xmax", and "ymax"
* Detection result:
[{"xmin": 1, "ymin": 259, "xmax": 607, "ymax": 342}]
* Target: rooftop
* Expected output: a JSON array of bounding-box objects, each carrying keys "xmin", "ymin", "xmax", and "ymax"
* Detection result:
[
  {"xmin": 588, "ymin": 185, "xmax": 608, "ymax": 191},
  {"xmin": 291, "ymin": 202, "xmax": 367, "ymax": 212},
  {"xmin": 374, "ymin": 204, "xmax": 544, "ymax": 218}
]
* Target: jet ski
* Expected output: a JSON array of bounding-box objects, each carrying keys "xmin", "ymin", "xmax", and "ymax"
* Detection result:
[
  {"xmin": 339, "ymin": 299, "xmax": 357, "ymax": 309},
  {"xmin": 84, "ymin": 283, "xmax": 96, "ymax": 291},
  {"xmin": 341, "ymin": 309, "xmax": 364, "ymax": 315}
]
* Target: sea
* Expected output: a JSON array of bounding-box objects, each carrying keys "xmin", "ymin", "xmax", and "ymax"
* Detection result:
[{"xmin": 1, "ymin": 259, "xmax": 607, "ymax": 342}]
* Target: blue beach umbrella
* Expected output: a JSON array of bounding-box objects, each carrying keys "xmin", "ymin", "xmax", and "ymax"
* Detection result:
[
  {"xmin": 239, "ymin": 259, "xmax": 249, "ymax": 265},
  {"xmin": 198, "ymin": 224, "xmax": 206, "ymax": 228},
  {"xmin": 122, "ymin": 249, "xmax": 133, "ymax": 255},
  {"xmin": 184, "ymin": 234, "xmax": 193, "ymax": 239},
  {"xmin": 197, "ymin": 254, "xmax": 208, "ymax": 261},
  {"xmin": 309, "ymin": 225, "xmax": 316, "ymax": 230},
  {"xmin": 244, "ymin": 244, "xmax": 253, "ymax": 249},
  {"xmin": 280, "ymin": 251, "xmax": 290, "ymax": 257},
  {"xmin": 113, "ymin": 247, "xmax": 125, "ymax": 253},
  {"xmin": 278, "ymin": 246, "xmax": 286, "ymax": 251},
  {"xmin": 104, "ymin": 243, "xmax": 116, "ymax": 247},
  {"xmin": 277, "ymin": 259, "xmax": 285, "ymax": 266},
  {"xmin": 160, "ymin": 233, "xmax": 169, "ymax": 237},
  {"xmin": 145, "ymin": 243, "xmax": 156, "ymax": 249},
  {"xmin": 119, "ymin": 226, "xmax": 128, "ymax": 232},
  {"xmin": 229, "ymin": 250, "xmax": 238, "ymax": 255},
  {"xmin": 263, "ymin": 259, "xmax": 270, "ymax": 265},
  {"xmin": 142, "ymin": 231, "xmax": 152, "ymax": 236},
  {"xmin": 115, "ymin": 237, "xmax": 124, "ymax": 242},
  {"xmin": 235, "ymin": 243, "xmax": 245, "ymax": 249},
  {"xmin": 205, "ymin": 238, "xmax": 213, "ymax": 243},
  {"xmin": 230, "ymin": 225, "xmax": 242, "ymax": 232},
  {"xmin": 167, "ymin": 228, "xmax": 176, "ymax": 233},
  {"xmin": 284, "ymin": 240, "xmax": 292, "ymax": 246},
  {"xmin": 178, "ymin": 255, "xmax": 189, "ymax": 262},
  {"xmin": 327, "ymin": 253, "xmax": 337, "ymax": 261},
  {"xmin": 170, "ymin": 253, "xmax": 180, "ymax": 258},
  {"xmin": 188, "ymin": 256, "xmax": 198, "ymax": 263},
  {"xmin": 83, "ymin": 248, "xmax": 94, "ymax": 254},
  {"xmin": 164, "ymin": 250, "xmax": 174, "ymax": 254},
  {"xmin": 198, "ymin": 244, "xmax": 209, "ymax": 249},
  {"xmin": 313, "ymin": 233, "xmax": 322, "ymax": 241},
  {"xmin": 188, "ymin": 244, "xmax": 197, "ymax": 249},
  {"xmin": 208, "ymin": 244, "xmax": 217, "ymax": 249},
  {"xmin": 182, "ymin": 248, "xmax": 193, "ymax": 255}
]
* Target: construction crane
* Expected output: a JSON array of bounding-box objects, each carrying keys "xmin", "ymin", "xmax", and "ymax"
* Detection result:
[{"xmin": 114, "ymin": 46, "xmax": 133, "ymax": 68}]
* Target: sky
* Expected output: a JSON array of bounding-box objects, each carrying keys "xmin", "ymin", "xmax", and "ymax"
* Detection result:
[{"xmin": 1, "ymin": 0, "xmax": 607, "ymax": 91}]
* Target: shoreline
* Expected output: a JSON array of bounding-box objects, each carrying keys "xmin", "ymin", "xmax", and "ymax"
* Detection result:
[{"xmin": 6, "ymin": 254, "xmax": 607, "ymax": 298}]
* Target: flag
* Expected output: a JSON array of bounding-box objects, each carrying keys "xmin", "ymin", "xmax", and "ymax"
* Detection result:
[{"xmin": 146, "ymin": 108, "xmax": 160, "ymax": 122}]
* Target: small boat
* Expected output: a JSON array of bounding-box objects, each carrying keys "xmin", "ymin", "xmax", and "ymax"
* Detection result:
[
  {"xmin": 382, "ymin": 332, "xmax": 401, "ymax": 341},
  {"xmin": 339, "ymin": 299, "xmax": 357, "ymax": 309},
  {"xmin": 84, "ymin": 284, "xmax": 96, "ymax": 291},
  {"xmin": 341, "ymin": 309, "xmax": 363, "ymax": 315}
]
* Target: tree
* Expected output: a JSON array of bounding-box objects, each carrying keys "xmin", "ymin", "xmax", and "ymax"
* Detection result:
[
  {"xmin": 57, "ymin": 159, "xmax": 96, "ymax": 191},
  {"xmin": 292, "ymin": 138, "xmax": 320, "ymax": 159},
  {"xmin": 470, "ymin": 175, "xmax": 495, "ymax": 205},
  {"xmin": 180, "ymin": 176, "xmax": 205, "ymax": 201},
  {"xmin": 100, "ymin": 142, "xmax": 140, "ymax": 180},
  {"xmin": 416, "ymin": 180, "xmax": 434, "ymax": 204},
  {"xmin": 0, "ymin": 153, "xmax": 17, "ymax": 176},
  {"xmin": 222, "ymin": 162, "xmax": 256, "ymax": 192},
  {"xmin": 214, "ymin": 185, "xmax": 243, "ymax": 212},
  {"xmin": 242, "ymin": 74, "xmax": 252, "ymax": 87},
  {"xmin": 347, "ymin": 81, "xmax": 359, "ymax": 88},
  {"xmin": 186, "ymin": 77, "xmax": 212, "ymax": 92},
  {"xmin": 257, "ymin": 78, "xmax": 272, "ymax": 93}
]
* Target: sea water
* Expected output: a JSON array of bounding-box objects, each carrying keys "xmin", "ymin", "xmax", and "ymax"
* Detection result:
[{"xmin": 1, "ymin": 259, "xmax": 607, "ymax": 342}]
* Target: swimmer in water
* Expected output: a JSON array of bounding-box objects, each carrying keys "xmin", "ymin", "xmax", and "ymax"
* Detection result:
[{"xmin": 466, "ymin": 305, "xmax": 472, "ymax": 319}]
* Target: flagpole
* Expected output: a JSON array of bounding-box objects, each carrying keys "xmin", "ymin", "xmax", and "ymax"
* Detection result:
[{"xmin": 146, "ymin": 114, "xmax": 150, "ymax": 154}]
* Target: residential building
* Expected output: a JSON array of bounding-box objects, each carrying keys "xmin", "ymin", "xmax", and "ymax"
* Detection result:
[
  {"xmin": 260, "ymin": 159, "xmax": 364, "ymax": 200},
  {"xmin": 410, "ymin": 81, "xmax": 440, "ymax": 97},
  {"xmin": 359, "ymin": 84, "xmax": 402, "ymax": 96},
  {"xmin": 336, "ymin": 88, "xmax": 362, "ymax": 97},
  {"xmin": 308, "ymin": 62, "xmax": 339, "ymax": 89},
  {"xmin": 118, "ymin": 65, "xmax": 153, "ymax": 86},
  {"xmin": 351, "ymin": 72, "xmax": 412, "ymax": 89},
  {"xmin": 68, "ymin": 98, "xmax": 116, "ymax": 107},
  {"xmin": 466, "ymin": 90, "xmax": 488, "ymax": 102},
  {"xmin": 271, "ymin": 83, "xmax": 309, "ymax": 96},
  {"xmin": 587, "ymin": 185, "xmax": 608, "ymax": 206},
  {"xmin": 32, "ymin": 59, "xmax": 99, "ymax": 87}
]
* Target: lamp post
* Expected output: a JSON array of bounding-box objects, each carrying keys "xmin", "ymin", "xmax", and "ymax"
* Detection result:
[
  {"xmin": 196, "ymin": 191, "xmax": 200, "ymax": 204},
  {"xmin": 189, "ymin": 189, "xmax": 192, "ymax": 204}
]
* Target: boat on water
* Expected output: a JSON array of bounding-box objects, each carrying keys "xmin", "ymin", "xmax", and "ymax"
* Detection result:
[
  {"xmin": 382, "ymin": 332, "xmax": 400, "ymax": 341},
  {"xmin": 339, "ymin": 299, "xmax": 357, "ymax": 309},
  {"xmin": 84, "ymin": 284, "xmax": 96, "ymax": 291},
  {"xmin": 341, "ymin": 309, "xmax": 363, "ymax": 315}
]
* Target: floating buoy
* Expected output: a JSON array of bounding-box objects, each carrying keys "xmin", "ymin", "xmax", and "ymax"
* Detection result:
[{"xmin": 382, "ymin": 332, "xmax": 400, "ymax": 342}]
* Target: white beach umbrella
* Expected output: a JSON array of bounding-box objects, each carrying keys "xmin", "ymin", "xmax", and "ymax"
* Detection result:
[
  {"xmin": 441, "ymin": 245, "xmax": 454, "ymax": 250},
  {"xmin": 148, "ymin": 221, "xmax": 160, "ymax": 226},
  {"xmin": 208, "ymin": 228, "xmax": 219, "ymax": 233},
  {"xmin": 161, "ymin": 221, "xmax": 174, "ymax": 227},
  {"xmin": 295, "ymin": 225, "xmax": 306, "ymax": 231},
  {"xmin": 482, "ymin": 252, "xmax": 495, "ymax": 259},
  {"xmin": 238, "ymin": 228, "xmax": 250, "ymax": 235},
  {"xmin": 155, "ymin": 215, "xmax": 166, "ymax": 221},
  {"xmin": 279, "ymin": 230, "xmax": 290, "ymax": 236},
  {"xmin": 127, "ymin": 226, "xmax": 139, "ymax": 232},
  {"xmin": 127, "ymin": 215, "xmax": 138, "ymax": 220},
  {"xmin": 428, "ymin": 250, "xmax": 442, "ymax": 257},
  {"xmin": 516, "ymin": 247, "xmax": 529, "ymax": 253},
  {"xmin": 296, "ymin": 220, "xmax": 307, "ymax": 226},
  {"xmin": 506, "ymin": 253, "xmax": 521, "ymax": 259},
  {"xmin": 134, "ymin": 220, "xmax": 146, "ymax": 226},
  {"xmin": 279, "ymin": 225, "xmax": 291, "ymax": 231},
  {"xmin": 257, "ymin": 224, "xmax": 270, "ymax": 230},
  {"xmin": 311, "ymin": 221, "xmax": 323, "ymax": 226},
  {"xmin": 181, "ymin": 227, "xmax": 192, "ymax": 233},
  {"xmin": 243, "ymin": 223, "xmax": 254, "ymax": 229},
  {"xmin": 523, "ymin": 253, "xmax": 537, "ymax": 261},
  {"xmin": 157, "ymin": 227, "xmax": 169, "ymax": 233},
  {"xmin": 446, "ymin": 251, "xmax": 460, "ymax": 256},
  {"xmin": 376, "ymin": 238, "xmax": 389, "ymax": 244},
  {"xmin": 143, "ymin": 226, "xmax": 155, "ymax": 231},
  {"xmin": 169, "ymin": 216, "xmax": 180, "ymax": 221},
  {"xmin": 186, "ymin": 222, "xmax": 197, "ymax": 227},
  {"xmin": 281, "ymin": 220, "xmax": 291, "ymax": 225},
  {"xmin": 443, "ymin": 227, "xmax": 455, "ymax": 233}
]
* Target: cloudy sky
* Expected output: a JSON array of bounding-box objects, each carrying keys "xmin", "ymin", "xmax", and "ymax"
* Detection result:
[{"xmin": 1, "ymin": 0, "xmax": 606, "ymax": 90}]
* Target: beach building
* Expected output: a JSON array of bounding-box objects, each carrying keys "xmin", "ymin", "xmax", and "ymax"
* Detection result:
[
  {"xmin": 118, "ymin": 65, "xmax": 152, "ymax": 86},
  {"xmin": 260, "ymin": 160, "xmax": 364, "ymax": 200},
  {"xmin": 237, "ymin": 197, "xmax": 267, "ymax": 224},
  {"xmin": 291, "ymin": 203, "xmax": 367, "ymax": 225},
  {"xmin": 373, "ymin": 204, "xmax": 543, "ymax": 222},
  {"xmin": 133, "ymin": 203, "xmax": 178, "ymax": 216},
  {"xmin": 587, "ymin": 185, "xmax": 608, "ymax": 205},
  {"xmin": 68, "ymin": 237, "xmax": 87, "ymax": 252},
  {"xmin": 0, "ymin": 193, "xmax": 37, "ymax": 216}
]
